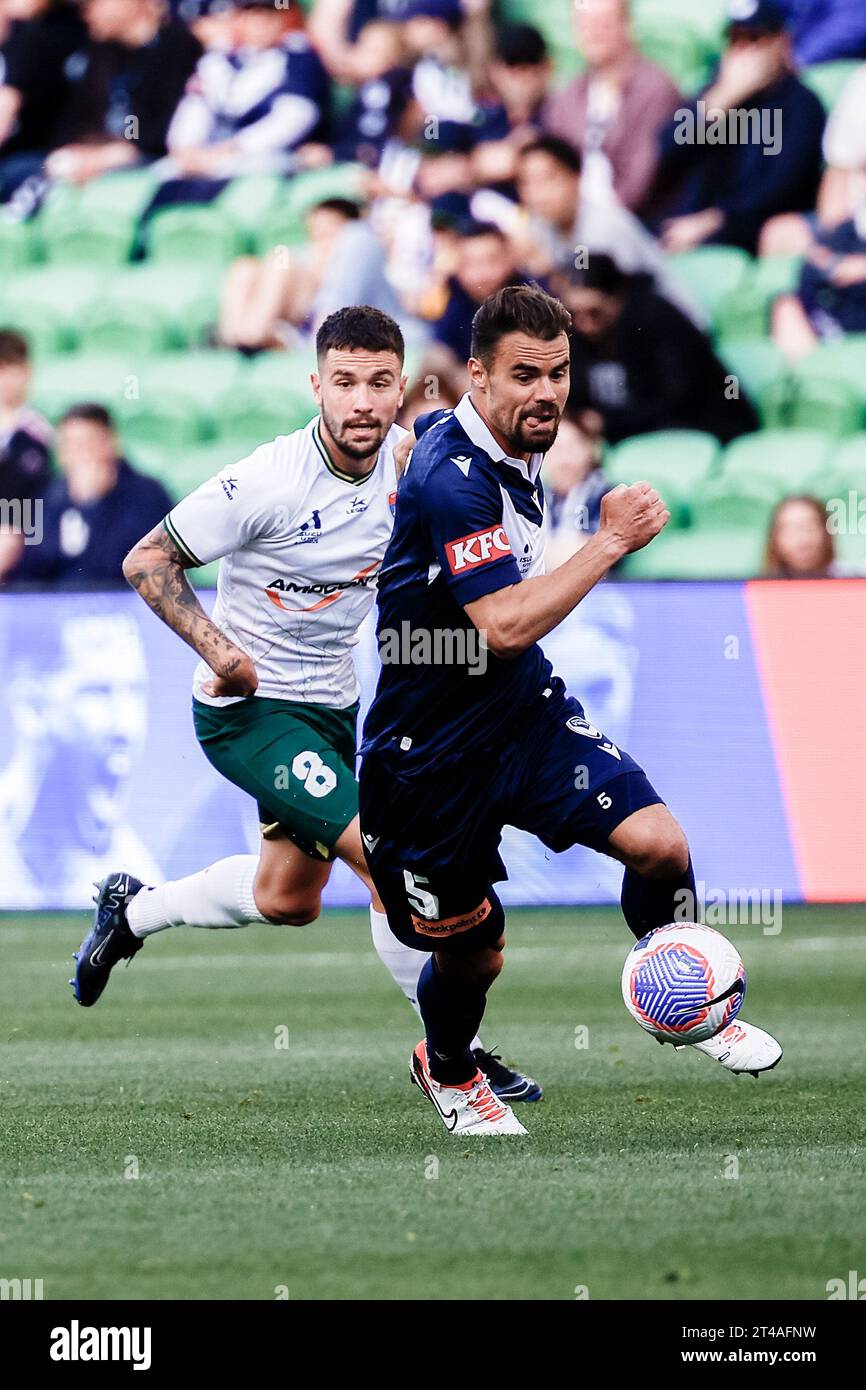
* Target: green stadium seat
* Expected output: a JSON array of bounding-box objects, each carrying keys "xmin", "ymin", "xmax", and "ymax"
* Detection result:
[
  {"xmin": 793, "ymin": 337, "xmax": 866, "ymax": 407},
  {"xmin": 801, "ymin": 60, "xmax": 862, "ymax": 112},
  {"xmin": 216, "ymin": 175, "xmax": 291, "ymax": 238},
  {"xmin": 0, "ymin": 267, "xmax": 104, "ymax": 351},
  {"xmin": 130, "ymin": 439, "xmax": 241, "ymax": 499},
  {"xmin": 30, "ymin": 353, "xmax": 137, "ymax": 421},
  {"xmin": 632, "ymin": 0, "xmax": 727, "ymax": 42},
  {"xmin": 134, "ymin": 351, "xmax": 245, "ymax": 434},
  {"xmin": 713, "ymin": 283, "xmax": 774, "ymax": 339},
  {"xmin": 760, "ymin": 375, "xmax": 863, "ymax": 436},
  {"xmin": 721, "ymin": 428, "xmax": 835, "ymax": 489},
  {"xmin": 0, "ymin": 220, "xmax": 37, "ymax": 273},
  {"xmin": 102, "ymin": 266, "xmax": 218, "ymax": 348},
  {"xmin": 77, "ymin": 299, "xmax": 171, "ymax": 356},
  {"xmin": 621, "ymin": 527, "xmax": 764, "ymax": 579},
  {"xmin": 829, "ymin": 433, "xmax": 866, "ymax": 481},
  {"xmin": 121, "ymin": 391, "xmax": 206, "ymax": 448},
  {"xmin": 667, "ymin": 247, "xmax": 751, "ymax": 316},
  {"xmin": 283, "ymin": 164, "xmax": 367, "ymax": 220},
  {"xmin": 42, "ymin": 214, "xmax": 137, "ymax": 266},
  {"xmin": 716, "ymin": 339, "xmax": 788, "ymax": 398},
  {"xmin": 633, "ymin": 23, "xmax": 713, "ymax": 93},
  {"xmin": 751, "ymin": 255, "xmax": 804, "ymax": 298},
  {"xmin": 215, "ymin": 393, "xmax": 312, "ymax": 451},
  {"xmin": 148, "ymin": 205, "xmax": 246, "ymax": 264},
  {"xmin": 33, "ymin": 168, "xmax": 157, "ymax": 255},
  {"xmin": 689, "ymin": 473, "xmax": 781, "ymax": 534},
  {"xmin": 604, "ymin": 431, "xmax": 720, "ymax": 523}
]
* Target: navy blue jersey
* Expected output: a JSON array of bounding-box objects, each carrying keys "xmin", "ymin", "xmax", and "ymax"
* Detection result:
[{"xmin": 361, "ymin": 394, "xmax": 554, "ymax": 766}]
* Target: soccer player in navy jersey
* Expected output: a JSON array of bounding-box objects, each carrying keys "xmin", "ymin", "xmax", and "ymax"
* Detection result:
[{"xmin": 359, "ymin": 284, "xmax": 782, "ymax": 1136}]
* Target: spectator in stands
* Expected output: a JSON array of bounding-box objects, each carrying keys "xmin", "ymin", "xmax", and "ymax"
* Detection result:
[
  {"xmin": 763, "ymin": 495, "xmax": 838, "ymax": 576},
  {"xmin": 761, "ymin": 61, "xmax": 866, "ymax": 253},
  {"xmin": 772, "ymin": 210, "xmax": 866, "ymax": 358},
  {"xmin": 492, "ymin": 135, "xmax": 704, "ymax": 323},
  {"xmin": 542, "ymin": 415, "xmax": 612, "ymax": 569},
  {"xmin": 163, "ymin": 0, "xmax": 329, "ymax": 183},
  {"xmin": 776, "ymin": 0, "xmax": 866, "ymax": 66},
  {"xmin": 652, "ymin": 0, "xmax": 826, "ymax": 255},
  {"xmin": 560, "ymin": 254, "xmax": 760, "ymax": 445},
  {"xmin": 219, "ymin": 196, "xmax": 405, "ymax": 350},
  {"xmin": 423, "ymin": 220, "xmax": 524, "ymax": 395},
  {"xmin": 300, "ymin": 19, "xmax": 414, "ymax": 169},
  {"xmin": 307, "ymin": 0, "xmax": 408, "ymax": 84},
  {"xmin": 470, "ymin": 24, "xmax": 552, "ymax": 189},
  {"xmin": 0, "ymin": 0, "xmax": 86, "ymax": 203},
  {"xmin": 8, "ymin": 403, "xmax": 171, "ymax": 585},
  {"xmin": 41, "ymin": 0, "xmax": 201, "ymax": 190},
  {"xmin": 542, "ymin": 0, "xmax": 681, "ymax": 216},
  {"xmin": 0, "ymin": 329, "xmax": 52, "ymax": 581}
]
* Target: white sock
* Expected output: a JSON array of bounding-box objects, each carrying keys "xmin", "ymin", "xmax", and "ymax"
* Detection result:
[
  {"xmin": 369, "ymin": 906, "xmax": 483, "ymax": 1051},
  {"xmin": 127, "ymin": 855, "xmax": 263, "ymax": 937}
]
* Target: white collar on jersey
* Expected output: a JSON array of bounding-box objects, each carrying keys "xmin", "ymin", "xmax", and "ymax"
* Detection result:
[{"xmin": 453, "ymin": 394, "xmax": 544, "ymax": 485}]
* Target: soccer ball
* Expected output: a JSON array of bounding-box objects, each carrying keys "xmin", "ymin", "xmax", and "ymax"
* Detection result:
[{"xmin": 621, "ymin": 923, "xmax": 746, "ymax": 1044}]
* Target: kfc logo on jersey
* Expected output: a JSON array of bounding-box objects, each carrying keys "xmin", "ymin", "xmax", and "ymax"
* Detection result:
[{"xmin": 445, "ymin": 526, "xmax": 512, "ymax": 574}]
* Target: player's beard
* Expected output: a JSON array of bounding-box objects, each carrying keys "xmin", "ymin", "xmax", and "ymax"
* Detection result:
[
  {"xmin": 509, "ymin": 406, "xmax": 562, "ymax": 456},
  {"xmin": 321, "ymin": 406, "xmax": 389, "ymax": 464}
]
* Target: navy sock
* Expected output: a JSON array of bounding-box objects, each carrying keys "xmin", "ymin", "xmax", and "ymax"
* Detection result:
[
  {"xmin": 621, "ymin": 856, "xmax": 697, "ymax": 941},
  {"xmin": 416, "ymin": 955, "xmax": 487, "ymax": 1085}
]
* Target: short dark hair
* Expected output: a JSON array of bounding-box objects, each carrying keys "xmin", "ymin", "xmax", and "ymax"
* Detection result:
[
  {"xmin": 520, "ymin": 134, "xmax": 582, "ymax": 176},
  {"xmin": 58, "ymin": 402, "xmax": 115, "ymax": 431},
  {"xmin": 459, "ymin": 220, "xmax": 508, "ymax": 243},
  {"xmin": 495, "ymin": 23, "xmax": 548, "ymax": 67},
  {"xmin": 0, "ymin": 328, "xmax": 29, "ymax": 366},
  {"xmin": 316, "ymin": 305, "xmax": 405, "ymax": 364},
  {"xmin": 471, "ymin": 283, "xmax": 572, "ymax": 366},
  {"xmin": 567, "ymin": 252, "xmax": 629, "ymax": 296},
  {"xmin": 311, "ymin": 197, "xmax": 362, "ymax": 221}
]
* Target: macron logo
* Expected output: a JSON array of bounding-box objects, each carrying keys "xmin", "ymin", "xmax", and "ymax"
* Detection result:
[{"xmin": 445, "ymin": 526, "xmax": 512, "ymax": 574}]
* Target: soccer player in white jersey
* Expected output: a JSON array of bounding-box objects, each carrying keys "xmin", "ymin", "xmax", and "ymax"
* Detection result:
[{"xmin": 70, "ymin": 306, "xmax": 540, "ymax": 1102}]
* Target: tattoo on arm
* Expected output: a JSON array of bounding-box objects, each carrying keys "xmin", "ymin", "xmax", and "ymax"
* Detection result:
[{"xmin": 123, "ymin": 524, "xmax": 243, "ymax": 677}]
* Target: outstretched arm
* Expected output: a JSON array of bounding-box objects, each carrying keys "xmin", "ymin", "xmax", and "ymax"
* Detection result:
[
  {"xmin": 465, "ymin": 483, "xmax": 669, "ymax": 659},
  {"xmin": 122, "ymin": 523, "xmax": 258, "ymax": 697}
]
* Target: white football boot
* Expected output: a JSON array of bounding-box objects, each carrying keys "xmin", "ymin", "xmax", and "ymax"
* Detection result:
[
  {"xmin": 410, "ymin": 1040, "xmax": 528, "ymax": 1135},
  {"xmin": 668, "ymin": 1020, "xmax": 783, "ymax": 1076}
]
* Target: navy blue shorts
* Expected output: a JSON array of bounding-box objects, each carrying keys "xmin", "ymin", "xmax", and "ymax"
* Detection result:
[{"xmin": 359, "ymin": 677, "xmax": 663, "ymax": 953}]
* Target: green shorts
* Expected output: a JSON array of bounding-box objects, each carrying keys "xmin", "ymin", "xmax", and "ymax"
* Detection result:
[{"xmin": 193, "ymin": 695, "xmax": 360, "ymax": 861}]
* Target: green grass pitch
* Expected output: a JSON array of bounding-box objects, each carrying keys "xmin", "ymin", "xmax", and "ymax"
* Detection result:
[{"xmin": 2, "ymin": 906, "xmax": 864, "ymax": 1301}]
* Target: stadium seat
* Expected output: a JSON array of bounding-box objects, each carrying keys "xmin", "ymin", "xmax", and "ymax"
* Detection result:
[
  {"xmin": 130, "ymin": 438, "xmax": 241, "ymax": 499},
  {"xmin": 33, "ymin": 168, "xmax": 157, "ymax": 256},
  {"xmin": 0, "ymin": 220, "xmax": 36, "ymax": 272},
  {"xmin": 216, "ymin": 175, "xmax": 292, "ymax": 239},
  {"xmin": 793, "ymin": 337, "xmax": 866, "ymax": 408},
  {"xmin": 801, "ymin": 60, "xmax": 862, "ymax": 113},
  {"xmin": 42, "ymin": 214, "xmax": 137, "ymax": 266},
  {"xmin": 667, "ymin": 247, "xmax": 751, "ymax": 316},
  {"xmin": 716, "ymin": 339, "xmax": 788, "ymax": 399},
  {"xmin": 148, "ymin": 205, "xmax": 246, "ymax": 264},
  {"xmin": 632, "ymin": 0, "xmax": 727, "ymax": 42},
  {"xmin": 134, "ymin": 351, "xmax": 245, "ymax": 434},
  {"xmin": 620, "ymin": 526, "xmax": 764, "ymax": 579},
  {"xmin": 712, "ymin": 283, "xmax": 774, "ymax": 339},
  {"xmin": 102, "ymin": 266, "xmax": 219, "ymax": 348},
  {"xmin": 0, "ymin": 267, "xmax": 104, "ymax": 352},
  {"xmin": 604, "ymin": 431, "xmax": 720, "ymax": 524},
  {"xmin": 721, "ymin": 428, "xmax": 836, "ymax": 489},
  {"xmin": 760, "ymin": 375, "xmax": 863, "ymax": 436},
  {"xmin": 215, "ymin": 393, "xmax": 313, "ymax": 450},
  {"xmin": 77, "ymin": 299, "xmax": 171, "ymax": 356},
  {"xmin": 751, "ymin": 255, "xmax": 803, "ymax": 298},
  {"xmin": 633, "ymin": 22, "xmax": 713, "ymax": 93},
  {"xmin": 689, "ymin": 473, "xmax": 781, "ymax": 534},
  {"xmin": 30, "ymin": 353, "xmax": 137, "ymax": 421},
  {"xmin": 829, "ymin": 433, "xmax": 866, "ymax": 480}
]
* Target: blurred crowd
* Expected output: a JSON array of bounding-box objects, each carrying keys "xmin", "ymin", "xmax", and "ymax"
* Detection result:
[{"xmin": 2, "ymin": 0, "xmax": 865, "ymax": 583}]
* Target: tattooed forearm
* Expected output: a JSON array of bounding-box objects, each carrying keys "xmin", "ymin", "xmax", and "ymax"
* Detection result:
[{"xmin": 122, "ymin": 524, "xmax": 244, "ymax": 676}]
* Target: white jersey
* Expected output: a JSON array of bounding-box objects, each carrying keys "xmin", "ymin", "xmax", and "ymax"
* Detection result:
[{"xmin": 166, "ymin": 417, "xmax": 404, "ymax": 709}]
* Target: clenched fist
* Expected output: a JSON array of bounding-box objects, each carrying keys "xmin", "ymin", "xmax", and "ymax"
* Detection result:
[{"xmin": 600, "ymin": 482, "xmax": 671, "ymax": 557}]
